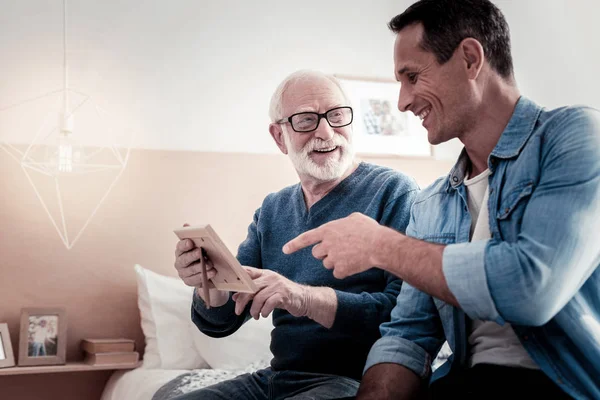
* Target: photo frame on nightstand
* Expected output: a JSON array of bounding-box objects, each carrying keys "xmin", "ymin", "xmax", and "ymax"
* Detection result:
[
  {"xmin": 0, "ymin": 323, "xmax": 16, "ymax": 368},
  {"xmin": 18, "ymin": 308, "xmax": 67, "ymax": 367}
]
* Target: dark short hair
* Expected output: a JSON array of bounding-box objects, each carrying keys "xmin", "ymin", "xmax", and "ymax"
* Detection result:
[{"xmin": 389, "ymin": 0, "xmax": 514, "ymax": 79}]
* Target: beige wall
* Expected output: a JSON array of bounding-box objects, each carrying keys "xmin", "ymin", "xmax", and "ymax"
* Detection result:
[{"xmin": 0, "ymin": 149, "xmax": 454, "ymax": 400}]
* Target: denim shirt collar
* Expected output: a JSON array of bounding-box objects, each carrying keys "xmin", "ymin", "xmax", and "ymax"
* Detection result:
[{"xmin": 446, "ymin": 96, "xmax": 543, "ymax": 191}]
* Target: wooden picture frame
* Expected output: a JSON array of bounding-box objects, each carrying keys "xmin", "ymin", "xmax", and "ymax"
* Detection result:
[
  {"xmin": 0, "ymin": 323, "xmax": 16, "ymax": 368},
  {"xmin": 174, "ymin": 224, "xmax": 258, "ymax": 293},
  {"xmin": 335, "ymin": 74, "xmax": 433, "ymax": 158},
  {"xmin": 18, "ymin": 308, "xmax": 67, "ymax": 367}
]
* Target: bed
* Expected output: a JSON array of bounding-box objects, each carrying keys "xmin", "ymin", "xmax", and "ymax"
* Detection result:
[
  {"xmin": 100, "ymin": 264, "xmax": 452, "ymax": 400},
  {"xmin": 99, "ymin": 264, "xmax": 274, "ymax": 400}
]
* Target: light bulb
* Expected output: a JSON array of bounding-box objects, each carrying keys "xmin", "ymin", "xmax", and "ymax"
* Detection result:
[
  {"xmin": 57, "ymin": 111, "xmax": 78, "ymax": 173},
  {"xmin": 58, "ymin": 134, "xmax": 73, "ymax": 173}
]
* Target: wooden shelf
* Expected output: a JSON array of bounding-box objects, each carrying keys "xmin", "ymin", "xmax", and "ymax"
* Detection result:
[{"xmin": 0, "ymin": 361, "xmax": 141, "ymax": 376}]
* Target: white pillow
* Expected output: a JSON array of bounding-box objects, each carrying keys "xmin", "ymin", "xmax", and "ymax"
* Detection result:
[
  {"xmin": 135, "ymin": 264, "xmax": 209, "ymax": 369},
  {"xmin": 190, "ymin": 307, "xmax": 273, "ymax": 370}
]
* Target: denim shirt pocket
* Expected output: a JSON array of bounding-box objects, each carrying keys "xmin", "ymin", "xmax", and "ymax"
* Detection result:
[
  {"xmin": 497, "ymin": 180, "xmax": 534, "ymax": 219},
  {"xmin": 496, "ymin": 180, "xmax": 534, "ymax": 241}
]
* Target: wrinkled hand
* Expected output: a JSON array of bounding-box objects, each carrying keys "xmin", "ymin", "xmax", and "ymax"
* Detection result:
[
  {"xmin": 283, "ymin": 212, "xmax": 381, "ymax": 279},
  {"xmin": 232, "ymin": 267, "xmax": 309, "ymax": 320},
  {"xmin": 174, "ymin": 224, "xmax": 216, "ymax": 289}
]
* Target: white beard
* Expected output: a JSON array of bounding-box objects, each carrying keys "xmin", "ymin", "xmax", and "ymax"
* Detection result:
[{"xmin": 283, "ymin": 129, "xmax": 355, "ymax": 182}]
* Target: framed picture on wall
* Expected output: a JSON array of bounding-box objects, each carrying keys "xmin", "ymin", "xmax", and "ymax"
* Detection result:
[
  {"xmin": 335, "ymin": 75, "xmax": 432, "ymax": 158},
  {"xmin": 0, "ymin": 323, "xmax": 16, "ymax": 368},
  {"xmin": 18, "ymin": 308, "xmax": 67, "ymax": 367}
]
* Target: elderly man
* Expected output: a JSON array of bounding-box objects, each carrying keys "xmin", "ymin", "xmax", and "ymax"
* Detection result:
[
  {"xmin": 284, "ymin": 1, "xmax": 600, "ymax": 399},
  {"xmin": 173, "ymin": 70, "xmax": 419, "ymax": 400}
]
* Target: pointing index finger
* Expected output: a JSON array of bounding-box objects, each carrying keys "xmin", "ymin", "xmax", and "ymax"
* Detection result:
[{"xmin": 282, "ymin": 227, "xmax": 324, "ymax": 254}]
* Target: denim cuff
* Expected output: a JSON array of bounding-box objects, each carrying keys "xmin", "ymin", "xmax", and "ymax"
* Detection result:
[
  {"xmin": 363, "ymin": 335, "xmax": 432, "ymax": 379},
  {"xmin": 443, "ymin": 240, "xmax": 504, "ymax": 324}
]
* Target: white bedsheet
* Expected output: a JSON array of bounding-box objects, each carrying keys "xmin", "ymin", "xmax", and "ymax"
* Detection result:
[
  {"xmin": 100, "ymin": 359, "xmax": 271, "ymax": 400},
  {"xmin": 100, "ymin": 368, "xmax": 190, "ymax": 400}
]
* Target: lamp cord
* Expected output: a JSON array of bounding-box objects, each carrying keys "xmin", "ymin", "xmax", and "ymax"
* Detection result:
[{"xmin": 63, "ymin": 0, "xmax": 69, "ymax": 115}]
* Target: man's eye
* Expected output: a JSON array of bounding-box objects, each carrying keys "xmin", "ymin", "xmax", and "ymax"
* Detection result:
[
  {"xmin": 300, "ymin": 116, "xmax": 316, "ymax": 123},
  {"xmin": 407, "ymin": 73, "xmax": 418, "ymax": 84}
]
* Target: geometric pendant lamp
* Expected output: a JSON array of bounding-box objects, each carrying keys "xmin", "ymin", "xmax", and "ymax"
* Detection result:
[{"xmin": 0, "ymin": 0, "xmax": 133, "ymax": 249}]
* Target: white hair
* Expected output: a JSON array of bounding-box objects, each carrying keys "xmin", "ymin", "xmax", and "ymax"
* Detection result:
[{"xmin": 268, "ymin": 70, "xmax": 351, "ymax": 122}]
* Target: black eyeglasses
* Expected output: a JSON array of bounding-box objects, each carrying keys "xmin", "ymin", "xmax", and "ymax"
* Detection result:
[{"xmin": 277, "ymin": 106, "xmax": 353, "ymax": 133}]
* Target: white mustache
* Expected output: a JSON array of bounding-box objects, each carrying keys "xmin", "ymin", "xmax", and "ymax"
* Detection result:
[{"xmin": 304, "ymin": 136, "xmax": 347, "ymax": 153}]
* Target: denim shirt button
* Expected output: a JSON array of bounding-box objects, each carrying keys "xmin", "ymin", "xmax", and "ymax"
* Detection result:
[{"xmin": 452, "ymin": 176, "xmax": 459, "ymax": 183}]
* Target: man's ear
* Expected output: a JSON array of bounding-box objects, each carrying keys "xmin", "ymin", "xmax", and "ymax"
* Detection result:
[
  {"xmin": 459, "ymin": 38, "xmax": 485, "ymax": 80},
  {"xmin": 269, "ymin": 123, "xmax": 288, "ymax": 155}
]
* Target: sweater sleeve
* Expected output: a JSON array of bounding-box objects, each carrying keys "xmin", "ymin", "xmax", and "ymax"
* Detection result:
[
  {"xmin": 331, "ymin": 271, "xmax": 402, "ymax": 335},
  {"xmin": 330, "ymin": 188, "xmax": 418, "ymax": 334},
  {"xmin": 189, "ymin": 208, "xmax": 262, "ymax": 337}
]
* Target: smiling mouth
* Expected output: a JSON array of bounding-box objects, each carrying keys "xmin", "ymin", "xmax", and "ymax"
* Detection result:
[
  {"xmin": 417, "ymin": 107, "xmax": 431, "ymax": 121},
  {"xmin": 312, "ymin": 146, "xmax": 338, "ymax": 154}
]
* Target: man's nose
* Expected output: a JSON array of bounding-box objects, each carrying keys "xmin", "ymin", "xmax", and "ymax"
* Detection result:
[
  {"xmin": 313, "ymin": 117, "xmax": 335, "ymax": 141},
  {"xmin": 398, "ymin": 84, "xmax": 413, "ymax": 113}
]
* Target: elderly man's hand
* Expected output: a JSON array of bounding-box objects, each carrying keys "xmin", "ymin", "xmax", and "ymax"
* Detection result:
[
  {"xmin": 174, "ymin": 228, "xmax": 231, "ymax": 308},
  {"xmin": 174, "ymin": 234, "xmax": 217, "ymax": 289},
  {"xmin": 282, "ymin": 212, "xmax": 382, "ymax": 279},
  {"xmin": 232, "ymin": 267, "xmax": 309, "ymax": 320}
]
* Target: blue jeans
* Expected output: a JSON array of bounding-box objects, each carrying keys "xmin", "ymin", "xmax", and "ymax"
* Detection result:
[{"xmin": 171, "ymin": 368, "xmax": 359, "ymax": 400}]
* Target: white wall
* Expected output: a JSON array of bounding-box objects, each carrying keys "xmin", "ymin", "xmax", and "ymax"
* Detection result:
[
  {"xmin": 0, "ymin": 0, "xmax": 598, "ymax": 159},
  {"xmin": 500, "ymin": 0, "xmax": 600, "ymax": 110}
]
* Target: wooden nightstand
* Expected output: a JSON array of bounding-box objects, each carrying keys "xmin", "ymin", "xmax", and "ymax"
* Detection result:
[
  {"xmin": 0, "ymin": 361, "xmax": 141, "ymax": 376},
  {"xmin": 0, "ymin": 361, "xmax": 141, "ymax": 400}
]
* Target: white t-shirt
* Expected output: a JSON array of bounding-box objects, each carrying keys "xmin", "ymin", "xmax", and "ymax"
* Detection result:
[{"xmin": 464, "ymin": 169, "xmax": 539, "ymax": 370}]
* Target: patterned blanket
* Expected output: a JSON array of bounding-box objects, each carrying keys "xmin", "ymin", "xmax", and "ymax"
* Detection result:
[{"xmin": 152, "ymin": 360, "xmax": 271, "ymax": 400}]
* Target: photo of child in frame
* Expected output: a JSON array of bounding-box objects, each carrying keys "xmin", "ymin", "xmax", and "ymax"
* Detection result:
[{"xmin": 27, "ymin": 315, "xmax": 58, "ymax": 357}]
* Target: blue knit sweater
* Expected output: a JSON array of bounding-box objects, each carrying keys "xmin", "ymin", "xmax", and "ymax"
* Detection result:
[{"xmin": 191, "ymin": 162, "xmax": 419, "ymax": 380}]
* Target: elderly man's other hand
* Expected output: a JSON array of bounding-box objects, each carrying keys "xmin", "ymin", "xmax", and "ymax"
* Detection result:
[
  {"xmin": 282, "ymin": 212, "xmax": 383, "ymax": 279},
  {"xmin": 232, "ymin": 267, "xmax": 310, "ymax": 320},
  {"xmin": 174, "ymin": 230, "xmax": 217, "ymax": 289},
  {"xmin": 174, "ymin": 226, "xmax": 232, "ymax": 308}
]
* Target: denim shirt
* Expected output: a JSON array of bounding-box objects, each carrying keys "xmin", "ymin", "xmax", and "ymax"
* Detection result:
[{"xmin": 364, "ymin": 97, "xmax": 600, "ymax": 399}]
